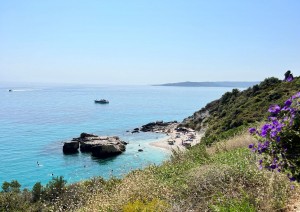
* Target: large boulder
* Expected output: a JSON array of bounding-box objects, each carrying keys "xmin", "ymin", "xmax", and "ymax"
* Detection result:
[
  {"xmin": 63, "ymin": 141, "xmax": 79, "ymax": 154},
  {"xmin": 91, "ymin": 142, "xmax": 126, "ymax": 158},
  {"xmin": 63, "ymin": 133, "xmax": 127, "ymax": 158}
]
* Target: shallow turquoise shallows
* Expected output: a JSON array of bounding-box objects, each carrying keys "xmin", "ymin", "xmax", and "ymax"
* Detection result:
[{"xmin": 0, "ymin": 85, "xmax": 233, "ymax": 188}]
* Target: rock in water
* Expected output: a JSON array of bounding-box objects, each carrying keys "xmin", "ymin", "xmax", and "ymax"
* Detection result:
[
  {"xmin": 80, "ymin": 132, "xmax": 95, "ymax": 139},
  {"xmin": 91, "ymin": 142, "xmax": 126, "ymax": 158},
  {"xmin": 63, "ymin": 133, "xmax": 127, "ymax": 158},
  {"xmin": 63, "ymin": 141, "xmax": 79, "ymax": 154}
]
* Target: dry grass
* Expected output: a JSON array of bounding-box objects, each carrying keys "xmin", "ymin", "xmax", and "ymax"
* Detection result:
[
  {"xmin": 206, "ymin": 133, "xmax": 257, "ymax": 155},
  {"xmin": 284, "ymin": 185, "xmax": 300, "ymax": 212},
  {"xmin": 173, "ymin": 150, "xmax": 292, "ymax": 211},
  {"xmin": 76, "ymin": 132, "xmax": 293, "ymax": 212},
  {"xmin": 80, "ymin": 170, "xmax": 174, "ymax": 211}
]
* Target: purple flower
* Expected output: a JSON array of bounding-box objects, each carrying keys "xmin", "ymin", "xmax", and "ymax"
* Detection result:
[
  {"xmin": 249, "ymin": 128, "xmax": 256, "ymax": 134},
  {"xmin": 268, "ymin": 105, "xmax": 281, "ymax": 114},
  {"xmin": 270, "ymin": 131, "xmax": 277, "ymax": 138},
  {"xmin": 249, "ymin": 91, "xmax": 300, "ymax": 181},
  {"xmin": 284, "ymin": 99, "xmax": 292, "ymax": 107},
  {"xmin": 292, "ymin": 92, "xmax": 300, "ymax": 99},
  {"xmin": 289, "ymin": 176, "xmax": 296, "ymax": 182},
  {"xmin": 286, "ymin": 76, "xmax": 294, "ymax": 82},
  {"xmin": 261, "ymin": 124, "xmax": 271, "ymax": 137},
  {"xmin": 256, "ymin": 141, "xmax": 270, "ymax": 154}
]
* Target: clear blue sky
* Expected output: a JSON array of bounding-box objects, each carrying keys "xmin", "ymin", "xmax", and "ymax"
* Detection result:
[{"xmin": 1, "ymin": 0, "xmax": 300, "ymax": 85}]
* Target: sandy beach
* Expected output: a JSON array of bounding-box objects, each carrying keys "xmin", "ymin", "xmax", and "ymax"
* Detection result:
[{"xmin": 150, "ymin": 129, "xmax": 204, "ymax": 151}]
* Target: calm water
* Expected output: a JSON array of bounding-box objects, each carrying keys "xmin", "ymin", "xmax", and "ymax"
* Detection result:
[{"xmin": 0, "ymin": 84, "xmax": 233, "ymax": 188}]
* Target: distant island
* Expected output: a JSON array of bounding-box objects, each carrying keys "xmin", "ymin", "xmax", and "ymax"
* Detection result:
[{"xmin": 154, "ymin": 81, "xmax": 260, "ymax": 88}]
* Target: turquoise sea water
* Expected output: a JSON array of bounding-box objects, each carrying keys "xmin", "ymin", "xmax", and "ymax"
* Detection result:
[{"xmin": 0, "ymin": 84, "xmax": 233, "ymax": 188}]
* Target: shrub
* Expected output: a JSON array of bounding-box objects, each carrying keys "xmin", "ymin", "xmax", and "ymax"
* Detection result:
[
  {"xmin": 1, "ymin": 180, "xmax": 21, "ymax": 193},
  {"xmin": 174, "ymin": 148, "xmax": 291, "ymax": 211},
  {"xmin": 43, "ymin": 176, "xmax": 67, "ymax": 201},
  {"xmin": 210, "ymin": 196, "xmax": 256, "ymax": 212},
  {"xmin": 10, "ymin": 180, "xmax": 21, "ymax": 193},
  {"xmin": 249, "ymin": 91, "xmax": 300, "ymax": 181},
  {"xmin": 32, "ymin": 182, "xmax": 42, "ymax": 202},
  {"xmin": 1, "ymin": 182, "xmax": 10, "ymax": 193}
]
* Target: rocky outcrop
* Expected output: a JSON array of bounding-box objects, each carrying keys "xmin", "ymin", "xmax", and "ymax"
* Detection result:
[
  {"xmin": 80, "ymin": 132, "xmax": 95, "ymax": 139},
  {"xmin": 63, "ymin": 141, "xmax": 79, "ymax": 154},
  {"xmin": 91, "ymin": 142, "xmax": 126, "ymax": 158},
  {"xmin": 131, "ymin": 128, "xmax": 140, "ymax": 133},
  {"xmin": 63, "ymin": 133, "xmax": 126, "ymax": 158},
  {"xmin": 139, "ymin": 120, "xmax": 178, "ymax": 133},
  {"xmin": 181, "ymin": 109, "xmax": 210, "ymax": 133}
]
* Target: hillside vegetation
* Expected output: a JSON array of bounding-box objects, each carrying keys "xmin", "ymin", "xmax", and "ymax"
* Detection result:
[
  {"xmin": 1, "ymin": 74, "xmax": 299, "ymax": 211},
  {"xmin": 181, "ymin": 76, "xmax": 300, "ymax": 145}
]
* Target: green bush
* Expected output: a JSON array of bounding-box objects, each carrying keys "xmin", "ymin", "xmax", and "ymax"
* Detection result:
[
  {"xmin": 43, "ymin": 176, "xmax": 67, "ymax": 201},
  {"xmin": 32, "ymin": 182, "xmax": 42, "ymax": 202},
  {"xmin": 182, "ymin": 75, "xmax": 300, "ymax": 146},
  {"xmin": 1, "ymin": 180, "xmax": 21, "ymax": 193}
]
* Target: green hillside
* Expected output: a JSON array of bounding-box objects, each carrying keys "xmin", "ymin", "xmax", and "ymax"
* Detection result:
[
  {"xmin": 1, "ymin": 74, "xmax": 299, "ymax": 211},
  {"xmin": 181, "ymin": 76, "xmax": 300, "ymax": 145}
]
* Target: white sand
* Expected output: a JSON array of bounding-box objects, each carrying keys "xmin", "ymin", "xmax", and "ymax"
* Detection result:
[{"xmin": 150, "ymin": 129, "xmax": 204, "ymax": 151}]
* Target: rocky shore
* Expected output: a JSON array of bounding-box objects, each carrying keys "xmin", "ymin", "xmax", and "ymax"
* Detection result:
[
  {"xmin": 63, "ymin": 133, "xmax": 127, "ymax": 158},
  {"xmin": 130, "ymin": 120, "xmax": 203, "ymax": 151},
  {"xmin": 63, "ymin": 120, "xmax": 201, "ymax": 158},
  {"xmin": 131, "ymin": 120, "xmax": 178, "ymax": 134}
]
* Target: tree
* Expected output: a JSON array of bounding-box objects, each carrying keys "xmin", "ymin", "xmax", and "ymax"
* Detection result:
[
  {"xmin": 1, "ymin": 180, "xmax": 21, "ymax": 193},
  {"xmin": 32, "ymin": 182, "xmax": 43, "ymax": 202},
  {"xmin": 1, "ymin": 181, "xmax": 10, "ymax": 192},
  {"xmin": 44, "ymin": 176, "xmax": 67, "ymax": 201},
  {"xmin": 10, "ymin": 180, "xmax": 21, "ymax": 193}
]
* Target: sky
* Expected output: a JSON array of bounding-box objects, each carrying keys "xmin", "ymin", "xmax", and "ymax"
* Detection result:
[{"xmin": 0, "ymin": 0, "xmax": 300, "ymax": 85}]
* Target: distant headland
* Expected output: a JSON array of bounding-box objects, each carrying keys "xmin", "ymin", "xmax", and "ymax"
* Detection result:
[{"xmin": 153, "ymin": 81, "xmax": 260, "ymax": 88}]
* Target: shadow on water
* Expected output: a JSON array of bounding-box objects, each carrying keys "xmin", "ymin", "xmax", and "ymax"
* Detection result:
[
  {"xmin": 91, "ymin": 155, "xmax": 119, "ymax": 165},
  {"xmin": 62, "ymin": 151, "xmax": 79, "ymax": 155}
]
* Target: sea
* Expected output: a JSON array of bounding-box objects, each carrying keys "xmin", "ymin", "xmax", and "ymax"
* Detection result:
[{"xmin": 0, "ymin": 84, "xmax": 234, "ymax": 188}]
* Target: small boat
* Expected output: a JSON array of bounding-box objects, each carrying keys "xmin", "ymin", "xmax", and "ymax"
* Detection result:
[
  {"xmin": 8, "ymin": 89, "xmax": 13, "ymax": 92},
  {"xmin": 94, "ymin": 99, "xmax": 109, "ymax": 104}
]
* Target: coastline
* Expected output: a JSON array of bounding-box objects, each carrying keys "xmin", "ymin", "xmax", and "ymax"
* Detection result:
[
  {"xmin": 132, "ymin": 120, "xmax": 204, "ymax": 151},
  {"xmin": 149, "ymin": 128, "xmax": 204, "ymax": 151}
]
